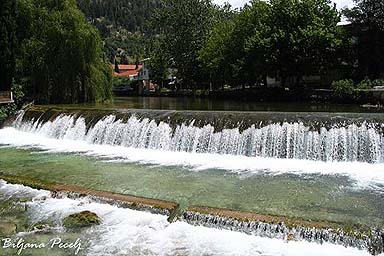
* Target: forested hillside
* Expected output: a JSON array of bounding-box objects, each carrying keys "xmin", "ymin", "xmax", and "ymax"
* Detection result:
[
  {"xmin": 76, "ymin": 0, "xmax": 161, "ymax": 63},
  {"xmin": 77, "ymin": 0, "xmax": 160, "ymax": 32}
]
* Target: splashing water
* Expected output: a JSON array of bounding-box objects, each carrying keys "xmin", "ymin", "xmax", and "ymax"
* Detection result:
[
  {"xmin": 0, "ymin": 180, "xmax": 375, "ymax": 256},
  {"xmin": 13, "ymin": 112, "xmax": 384, "ymax": 163}
]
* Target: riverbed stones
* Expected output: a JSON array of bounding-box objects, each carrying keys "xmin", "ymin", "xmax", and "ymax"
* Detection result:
[{"xmin": 63, "ymin": 211, "xmax": 101, "ymax": 228}]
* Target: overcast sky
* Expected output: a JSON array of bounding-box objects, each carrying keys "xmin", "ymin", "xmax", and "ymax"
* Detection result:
[{"xmin": 213, "ymin": 0, "xmax": 354, "ymax": 9}]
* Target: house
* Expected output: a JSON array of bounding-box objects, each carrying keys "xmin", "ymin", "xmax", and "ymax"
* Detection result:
[
  {"xmin": 112, "ymin": 58, "xmax": 153, "ymax": 95},
  {"xmin": 113, "ymin": 64, "xmax": 144, "ymax": 80}
]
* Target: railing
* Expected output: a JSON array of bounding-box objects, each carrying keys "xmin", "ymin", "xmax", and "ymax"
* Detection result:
[{"xmin": 0, "ymin": 91, "xmax": 14, "ymax": 104}]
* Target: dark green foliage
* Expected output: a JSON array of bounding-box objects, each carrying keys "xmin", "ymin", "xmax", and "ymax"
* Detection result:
[
  {"xmin": 112, "ymin": 77, "xmax": 138, "ymax": 89},
  {"xmin": 0, "ymin": 0, "xmax": 17, "ymax": 91},
  {"xmin": 77, "ymin": 0, "xmax": 160, "ymax": 32},
  {"xmin": 198, "ymin": 5, "xmax": 238, "ymax": 89},
  {"xmin": 343, "ymin": 0, "xmax": 384, "ymax": 79},
  {"xmin": 15, "ymin": 0, "xmax": 112, "ymax": 104},
  {"xmin": 0, "ymin": 83, "xmax": 24, "ymax": 123},
  {"xmin": 267, "ymin": 0, "xmax": 342, "ymax": 87},
  {"xmin": 199, "ymin": 0, "xmax": 343, "ymax": 89},
  {"xmin": 331, "ymin": 78, "xmax": 384, "ymax": 102},
  {"xmin": 147, "ymin": 37, "xmax": 169, "ymax": 84},
  {"xmin": 76, "ymin": 0, "xmax": 161, "ymax": 63},
  {"xmin": 151, "ymin": 0, "xmax": 217, "ymax": 88},
  {"xmin": 331, "ymin": 79, "xmax": 355, "ymax": 98}
]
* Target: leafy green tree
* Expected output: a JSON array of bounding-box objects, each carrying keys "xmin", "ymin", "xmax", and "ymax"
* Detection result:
[
  {"xmin": 267, "ymin": 0, "xmax": 342, "ymax": 88},
  {"xmin": 199, "ymin": 4, "xmax": 238, "ymax": 89},
  {"xmin": 201, "ymin": 0, "xmax": 343, "ymax": 89},
  {"xmin": 148, "ymin": 37, "xmax": 169, "ymax": 86},
  {"xmin": 235, "ymin": 0, "xmax": 272, "ymax": 87},
  {"xmin": 151, "ymin": 0, "xmax": 216, "ymax": 89},
  {"xmin": 0, "ymin": 0, "xmax": 17, "ymax": 91},
  {"xmin": 343, "ymin": 0, "xmax": 384, "ymax": 79}
]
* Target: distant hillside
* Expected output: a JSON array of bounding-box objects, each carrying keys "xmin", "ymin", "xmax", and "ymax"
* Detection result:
[
  {"xmin": 76, "ymin": 0, "xmax": 161, "ymax": 63},
  {"xmin": 77, "ymin": 0, "xmax": 160, "ymax": 32}
]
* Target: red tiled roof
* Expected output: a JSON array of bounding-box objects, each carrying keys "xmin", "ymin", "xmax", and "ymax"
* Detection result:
[
  {"xmin": 118, "ymin": 64, "xmax": 143, "ymax": 70},
  {"xmin": 111, "ymin": 64, "xmax": 143, "ymax": 77},
  {"xmin": 113, "ymin": 70, "xmax": 139, "ymax": 77}
]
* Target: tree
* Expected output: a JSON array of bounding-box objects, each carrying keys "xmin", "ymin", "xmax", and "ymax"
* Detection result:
[
  {"xmin": 198, "ymin": 5, "xmax": 237, "ymax": 89},
  {"xmin": 0, "ymin": 0, "xmax": 17, "ymax": 91},
  {"xmin": 236, "ymin": 0, "xmax": 272, "ymax": 87},
  {"xmin": 267, "ymin": 0, "xmax": 342, "ymax": 88},
  {"xmin": 343, "ymin": 0, "xmax": 384, "ymax": 79},
  {"xmin": 200, "ymin": 0, "xmax": 343, "ymax": 90},
  {"xmin": 148, "ymin": 37, "xmax": 169, "ymax": 86},
  {"xmin": 151, "ymin": 0, "xmax": 216, "ymax": 89},
  {"xmin": 15, "ymin": 0, "xmax": 112, "ymax": 104}
]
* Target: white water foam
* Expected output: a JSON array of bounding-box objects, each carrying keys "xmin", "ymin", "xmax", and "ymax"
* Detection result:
[
  {"xmin": 13, "ymin": 114, "xmax": 384, "ymax": 163},
  {"xmin": 1, "ymin": 127, "xmax": 384, "ymax": 189},
  {"xmin": 0, "ymin": 180, "xmax": 374, "ymax": 256}
]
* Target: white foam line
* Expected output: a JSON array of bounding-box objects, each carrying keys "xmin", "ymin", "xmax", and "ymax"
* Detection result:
[{"xmin": 1, "ymin": 127, "xmax": 384, "ymax": 189}]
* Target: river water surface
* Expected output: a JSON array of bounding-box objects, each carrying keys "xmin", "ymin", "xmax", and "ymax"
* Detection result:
[{"xmin": 0, "ymin": 97, "xmax": 383, "ymax": 255}]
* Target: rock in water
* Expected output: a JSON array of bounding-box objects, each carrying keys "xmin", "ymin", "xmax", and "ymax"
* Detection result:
[{"xmin": 63, "ymin": 211, "xmax": 101, "ymax": 228}]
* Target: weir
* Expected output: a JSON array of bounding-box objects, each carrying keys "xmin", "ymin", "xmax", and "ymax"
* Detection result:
[
  {"xmin": 12, "ymin": 108, "xmax": 384, "ymax": 163},
  {"xmin": 0, "ymin": 176, "xmax": 383, "ymax": 255},
  {"xmin": 182, "ymin": 210, "xmax": 384, "ymax": 255}
]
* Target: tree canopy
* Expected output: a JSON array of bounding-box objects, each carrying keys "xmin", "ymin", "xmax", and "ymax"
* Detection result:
[
  {"xmin": 151, "ymin": 0, "xmax": 217, "ymax": 88},
  {"xmin": 0, "ymin": 0, "xmax": 17, "ymax": 91},
  {"xmin": 343, "ymin": 0, "xmax": 384, "ymax": 79},
  {"xmin": 15, "ymin": 0, "xmax": 112, "ymax": 104},
  {"xmin": 198, "ymin": 0, "xmax": 343, "ymax": 88}
]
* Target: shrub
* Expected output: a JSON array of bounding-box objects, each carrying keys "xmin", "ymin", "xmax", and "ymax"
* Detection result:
[{"xmin": 331, "ymin": 79, "xmax": 354, "ymax": 97}]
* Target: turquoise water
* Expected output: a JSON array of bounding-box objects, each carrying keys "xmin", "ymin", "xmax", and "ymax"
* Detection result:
[{"xmin": 1, "ymin": 147, "xmax": 383, "ymax": 227}]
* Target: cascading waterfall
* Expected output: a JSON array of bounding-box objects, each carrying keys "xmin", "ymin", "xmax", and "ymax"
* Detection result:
[
  {"xmin": 182, "ymin": 211, "xmax": 384, "ymax": 255},
  {"xmin": 12, "ymin": 111, "xmax": 384, "ymax": 163}
]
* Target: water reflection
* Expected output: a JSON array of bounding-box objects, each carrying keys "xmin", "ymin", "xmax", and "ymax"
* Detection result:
[{"xmin": 44, "ymin": 96, "xmax": 384, "ymax": 113}]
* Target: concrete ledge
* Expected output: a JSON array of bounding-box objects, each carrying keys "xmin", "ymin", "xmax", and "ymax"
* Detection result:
[{"xmin": 0, "ymin": 174, "xmax": 179, "ymax": 216}]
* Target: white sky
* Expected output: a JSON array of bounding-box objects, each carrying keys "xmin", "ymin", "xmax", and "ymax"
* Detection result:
[{"xmin": 214, "ymin": 0, "xmax": 354, "ymax": 9}]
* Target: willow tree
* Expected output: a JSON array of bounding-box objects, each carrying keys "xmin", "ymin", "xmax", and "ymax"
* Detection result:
[
  {"xmin": 0, "ymin": 0, "xmax": 16, "ymax": 91},
  {"xmin": 16, "ymin": 0, "xmax": 112, "ymax": 104}
]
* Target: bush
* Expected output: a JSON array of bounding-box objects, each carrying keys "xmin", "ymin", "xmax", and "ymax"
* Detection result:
[
  {"xmin": 331, "ymin": 78, "xmax": 384, "ymax": 103},
  {"xmin": 331, "ymin": 79, "xmax": 354, "ymax": 97},
  {"xmin": 0, "ymin": 104, "xmax": 17, "ymax": 124},
  {"xmin": 356, "ymin": 78, "xmax": 384, "ymax": 89},
  {"xmin": 370, "ymin": 79, "xmax": 384, "ymax": 88},
  {"xmin": 11, "ymin": 82, "xmax": 25, "ymax": 107}
]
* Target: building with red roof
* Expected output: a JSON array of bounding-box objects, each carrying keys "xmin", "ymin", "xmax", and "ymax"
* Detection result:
[{"xmin": 112, "ymin": 64, "xmax": 144, "ymax": 79}]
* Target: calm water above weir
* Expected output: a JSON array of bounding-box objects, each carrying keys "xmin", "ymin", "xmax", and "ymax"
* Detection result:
[{"xmin": 44, "ymin": 96, "xmax": 384, "ymax": 113}]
